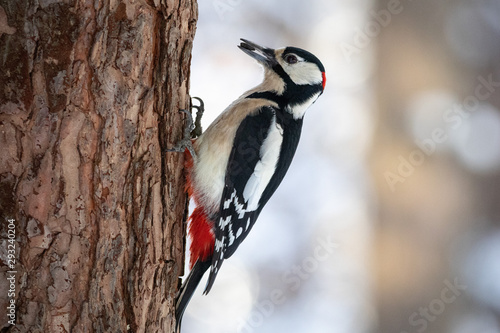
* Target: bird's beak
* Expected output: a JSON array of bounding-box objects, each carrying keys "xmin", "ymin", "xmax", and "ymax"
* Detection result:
[{"xmin": 238, "ymin": 39, "xmax": 276, "ymax": 67}]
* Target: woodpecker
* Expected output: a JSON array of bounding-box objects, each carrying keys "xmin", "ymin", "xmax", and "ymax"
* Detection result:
[{"xmin": 174, "ymin": 39, "xmax": 326, "ymax": 330}]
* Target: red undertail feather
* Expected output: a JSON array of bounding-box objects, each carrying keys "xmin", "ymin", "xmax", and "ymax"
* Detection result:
[
  {"xmin": 184, "ymin": 143, "xmax": 214, "ymax": 269},
  {"xmin": 188, "ymin": 207, "xmax": 214, "ymax": 268}
]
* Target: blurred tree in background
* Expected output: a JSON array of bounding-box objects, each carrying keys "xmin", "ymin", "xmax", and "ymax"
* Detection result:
[{"xmin": 372, "ymin": 0, "xmax": 500, "ymax": 332}]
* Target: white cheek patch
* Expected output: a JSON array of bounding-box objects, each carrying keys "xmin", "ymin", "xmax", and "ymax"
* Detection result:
[{"xmin": 287, "ymin": 62, "xmax": 323, "ymax": 86}]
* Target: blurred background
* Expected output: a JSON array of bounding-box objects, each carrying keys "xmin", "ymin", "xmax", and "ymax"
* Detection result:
[{"xmin": 183, "ymin": 0, "xmax": 500, "ymax": 332}]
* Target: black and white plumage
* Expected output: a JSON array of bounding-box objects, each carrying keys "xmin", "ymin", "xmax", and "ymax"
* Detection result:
[
  {"xmin": 207, "ymin": 104, "xmax": 304, "ymax": 292},
  {"xmin": 175, "ymin": 39, "xmax": 326, "ymax": 331}
]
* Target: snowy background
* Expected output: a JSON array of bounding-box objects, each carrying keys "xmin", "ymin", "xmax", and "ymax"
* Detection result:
[{"xmin": 182, "ymin": 1, "xmax": 500, "ymax": 333}]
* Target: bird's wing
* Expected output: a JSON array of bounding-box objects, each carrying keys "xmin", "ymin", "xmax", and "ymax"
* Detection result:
[{"xmin": 203, "ymin": 105, "xmax": 283, "ymax": 294}]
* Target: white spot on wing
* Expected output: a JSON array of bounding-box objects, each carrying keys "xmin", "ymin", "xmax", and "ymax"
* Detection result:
[
  {"xmin": 234, "ymin": 198, "xmax": 246, "ymax": 219},
  {"xmin": 215, "ymin": 237, "xmax": 224, "ymax": 252},
  {"xmin": 228, "ymin": 225, "xmax": 235, "ymax": 245},
  {"xmin": 243, "ymin": 116, "xmax": 283, "ymax": 211},
  {"xmin": 219, "ymin": 216, "xmax": 231, "ymax": 228},
  {"xmin": 223, "ymin": 193, "xmax": 234, "ymax": 209}
]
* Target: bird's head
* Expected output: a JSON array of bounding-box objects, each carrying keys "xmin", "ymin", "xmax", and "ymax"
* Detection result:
[{"xmin": 238, "ymin": 39, "xmax": 326, "ymax": 96}]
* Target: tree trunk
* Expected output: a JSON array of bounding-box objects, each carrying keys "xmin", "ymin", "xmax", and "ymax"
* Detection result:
[{"xmin": 0, "ymin": 0, "xmax": 197, "ymax": 331}]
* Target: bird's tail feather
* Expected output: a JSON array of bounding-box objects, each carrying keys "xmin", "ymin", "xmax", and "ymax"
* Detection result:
[{"xmin": 175, "ymin": 259, "xmax": 211, "ymax": 332}]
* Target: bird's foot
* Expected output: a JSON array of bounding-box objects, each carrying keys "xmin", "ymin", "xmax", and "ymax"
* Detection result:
[
  {"xmin": 190, "ymin": 97, "xmax": 204, "ymax": 139},
  {"xmin": 166, "ymin": 97, "xmax": 205, "ymax": 159}
]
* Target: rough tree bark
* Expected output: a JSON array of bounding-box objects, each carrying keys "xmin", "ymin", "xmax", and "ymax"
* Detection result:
[{"xmin": 0, "ymin": 0, "xmax": 197, "ymax": 331}]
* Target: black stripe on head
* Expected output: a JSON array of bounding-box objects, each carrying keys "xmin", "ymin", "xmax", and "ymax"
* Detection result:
[{"xmin": 282, "ymin": 47, "xmax": 325, "ymax": 73}]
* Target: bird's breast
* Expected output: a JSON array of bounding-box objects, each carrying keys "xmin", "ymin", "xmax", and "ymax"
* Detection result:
[{"xmin": 190, "ymin": 97, "xmax": 279, "ymax": 214}]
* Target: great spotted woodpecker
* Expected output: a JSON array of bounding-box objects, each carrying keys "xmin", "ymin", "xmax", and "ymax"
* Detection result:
[{"xmin": 174, "ymin": 39, "xmax": 326, "ymax": 330}]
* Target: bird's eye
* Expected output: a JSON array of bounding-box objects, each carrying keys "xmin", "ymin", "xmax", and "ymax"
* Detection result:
[{"xmin": 285, "ymin": 54, "xmax": 298, "ymax": 64}]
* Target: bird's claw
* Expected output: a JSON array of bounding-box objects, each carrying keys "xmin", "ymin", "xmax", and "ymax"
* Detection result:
[
  {"xmin": 190, "ymin": 97, "xmax": 204, "ymax": 139},
  {"xmin": 166, "ymin": 97, "xmax": 205, "ymax": 159}
]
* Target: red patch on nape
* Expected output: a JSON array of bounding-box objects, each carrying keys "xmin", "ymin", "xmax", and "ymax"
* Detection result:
[
  {"xmin": 188, "ymin": 207, "xmax": 214, "ymax": 268},
  {"xmin": 322, "ymin": 72, "xmax": 326, "ymax": 90}
]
